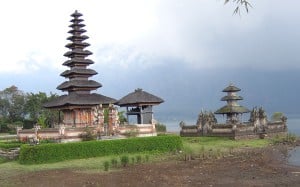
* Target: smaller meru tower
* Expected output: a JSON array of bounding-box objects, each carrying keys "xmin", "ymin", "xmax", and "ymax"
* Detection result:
[
  {"xmin": 215, "ymin": 84, "xmax": 250, "ymax": 123},
  {"xmin": 44, "ymin": 10, "xmax": 116, "ymax": 127}
]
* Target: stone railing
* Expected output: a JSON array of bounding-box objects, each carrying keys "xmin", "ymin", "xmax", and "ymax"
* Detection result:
[{"xmin": 0, "ymin": 147, "xmax": 20, "ymax": 160}]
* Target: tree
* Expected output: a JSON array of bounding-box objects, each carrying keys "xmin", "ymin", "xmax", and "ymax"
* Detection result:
[
  {"xmin": 0, "ymin": 86, "xmax": 27, "ymax": 122},
  {"xmin": 224, "ymin": 0, "xmax": 252, "ymax": 14},
  {"xmin": 118, "ymin": 111, "xmax": 127, "ymax": 124},
  {"xmin": 25, "ymin": 92, "xmax": 60, "ymax": 127},
  {"xmin": 271, "ymin": 112, "xmax": 284, "ymax": 122},
  {"xmin": 25, "ymin": 92, "xmax": 48, "ymax": 121}
]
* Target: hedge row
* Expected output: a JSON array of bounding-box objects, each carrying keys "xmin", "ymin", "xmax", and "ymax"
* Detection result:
[
  {"xmin": 0, "ymin": 142, "xmax": 22, "ymax": 150},
  {"xmin": 19, "ymin": 135, "xmax": 182, "ymax": 164}
]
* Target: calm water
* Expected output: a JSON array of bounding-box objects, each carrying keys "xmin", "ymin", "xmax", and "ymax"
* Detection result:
[
  {"xmin": 287, "ymin": 118, "xmax": 300, "ymax": 166},
  {"xmin": 162, "ymin": 117, "xmax": 300, "ymax": 166}
]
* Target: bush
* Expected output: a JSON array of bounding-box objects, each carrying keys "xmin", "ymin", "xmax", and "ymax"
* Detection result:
[
  {"xmin": 19, "ymin": 135, "xmax": 183, "ymax": 164},
  {"xmin": 0, "ymin": 142, "xmax": 22, "ymax": 150},
  {"xmin": 120, "ymin": 155, "xmax": 129, "ymax": 167},
  {"xmin": 155, "ymin": 123, "xmax": 166, "ymax": 133},
  {"xmin": 103, "ymin": 161, "xmax": 110, "ymax": 171},
  {"xmin": 111, "ymin": 158, "xmax": 118, "ymax": 167},
  {"xmin": 80, "ymin": 127, "xmax": 96, "ymax": 141},
  {"xmin": 136, "ymin": 155, "xmax": 142, "ymax": 163}
]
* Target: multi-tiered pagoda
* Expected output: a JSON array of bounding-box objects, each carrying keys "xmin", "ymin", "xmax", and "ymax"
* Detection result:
[
  {"xmin": 44, "ymin": 10, "xmax": 116, "ymax": 127},
  {"xmin": 215, "ymin": 84, "xmax": 250, "ymax": 123}
]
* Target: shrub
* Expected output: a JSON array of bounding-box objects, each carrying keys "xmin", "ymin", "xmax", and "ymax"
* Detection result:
[
  {"xmin": 0, "ymin": 142, "xmax": 22, "ymax": 150},
  {"xmin": 136, "ymin": 155, "xmax": 142, "ymax": 163},
  {"xmin": 120, "ymin": 155, "xmax": 129, "ymax": 167},
  {"xmin": 145, "ymin": 155, "xmax": 149, "ymax": 162},
  {"xmin": 131, "ymin": 157, "xmax": 135, "ymax": 164},
  {"xmin": 103, "ymin": 161, "xmax": 110, "ymax": 171},
  {"xmin": 80, "ymin": 127, "xmax": 96, "ymax": 141},
  {"xmin": 111, "ymin": 158, "xmax": 118, "ymax": 167},
  {"xmin": 155, "ymin": 123, "xmax": 167, "ymax": 133},
  {"xmin": 19, "ymin": 135, "xmax": 182, "ymax": 164}
]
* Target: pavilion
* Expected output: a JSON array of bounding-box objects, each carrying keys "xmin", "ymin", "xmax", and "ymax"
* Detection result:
[{"xmin": 117, "ymin": 88, "xmax": 164, "ymax": 124}]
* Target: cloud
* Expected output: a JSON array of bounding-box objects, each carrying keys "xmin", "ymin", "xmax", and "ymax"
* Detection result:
[{"xmin": 1, "ymin": 0, "xmax": 299, "ymax": 74}]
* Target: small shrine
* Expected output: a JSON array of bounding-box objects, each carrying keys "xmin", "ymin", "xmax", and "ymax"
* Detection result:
[
  {"xmin": 215, "ymin": 84, "xmax": 250, "ymax": 123},
  {"xmin": 180, "ymin": 83, "xmax": 287, "ymax": 139},
  {"xmin": 117, "ymin": 88, "xmax": 164, "ymax": 124}
]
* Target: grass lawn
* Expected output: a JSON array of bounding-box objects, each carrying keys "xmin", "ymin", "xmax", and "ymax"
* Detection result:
[
  {"xmin": 0, "ymin": 152, "xmax": 162, "ymax": 184},
  {"xmin": 181, "ymin": 136, "xmax": 271, "ymax": 155}
]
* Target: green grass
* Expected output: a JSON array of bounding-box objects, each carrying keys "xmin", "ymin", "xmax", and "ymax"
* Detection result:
[
  {"xmin": 0, "ymin": 152, "xmax": 160, "ymax": 182},
  {"xmin": 181, "ymin": 137, "xmax": 270, "ymax": 156}
]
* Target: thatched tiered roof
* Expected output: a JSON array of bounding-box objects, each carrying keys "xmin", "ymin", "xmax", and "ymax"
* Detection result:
[
  {"xmin": 117, "ymin": 88, "xmax": 164, "ymax": 107},
  {"xmin": 215, "ymin": 84, "xmax": 250, "ymax": 115},
  {"xmin": 44, "ymin": 10, "xmax": 116, "ymax": 109}
]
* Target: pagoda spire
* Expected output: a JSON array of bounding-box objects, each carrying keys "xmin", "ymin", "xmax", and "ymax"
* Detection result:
[
  {"xmin": 215, "ymin": 84, "xmax": 250, "ymax": 123},
  {"xmin": 44, "ymin": 11, "xmax": 116, "ymax": 110},
  {"xmin": 57, "ymin": 10, "xmax": 101, "ymax": 94}
]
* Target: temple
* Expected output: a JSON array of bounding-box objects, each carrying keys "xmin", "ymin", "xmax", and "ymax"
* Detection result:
[
  {"xmin": 17, "ymin": 11, "xmax": 163, "ymax": 141},
  {"xmin": 215, "ymin": 84, "xmax": 250, "ymax": 123},
  {"xmin": 17, "ymin": 11, "xmax": 120, "ymax": 141},
  {"xmin": 43, "ymin": 10, "xmax": 117, "ymax": 127},
  {"xmin": 180, "ymin": 84, "xmax": 288, "ymax": 139}
]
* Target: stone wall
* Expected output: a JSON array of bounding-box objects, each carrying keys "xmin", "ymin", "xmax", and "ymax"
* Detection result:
[
  {"xmin": 0, "ymin": 148, "xmax": 20, "ymax": 160},
  {"xmin": 180, "ymin": 121, "xmax": 287, "ymax": 139}
]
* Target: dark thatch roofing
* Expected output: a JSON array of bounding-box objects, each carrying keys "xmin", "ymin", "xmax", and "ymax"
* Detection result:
[
  {"xmin": 64, "ymin": 49, "xmax": 92, "ymax": 58},
  {"xmin": 43, "ymin": 92, "xmax": 117, "ymax": 109},
  {"xmin": 63, "ymin": 58, "xmax": 94, "ymax": 66},
  {"xmin": 222, "ymin": 84, "xmax": 241, "ymax": 92},
  {"xmin": 117, "ymin": 88, "xmax": 164, "ymax": 107},
  {"xmin": 65, "ymin": 42, "xmax": 90, "ymax": 48},
  {"xmin": 215, "ymin": 105, "xmax": 250, "ymax": 114},
  {"xmin": 60, "ymin": 68, "xmax": 97, "ymax": 77},
  {"xmin": 221, "ymin": 95, "xmax": 243, "ymax": 101},
  {"xmin": 57, "ymin": 80, "xmax": 102, "ymax": 90},
  {"xmin": 71, "ymin": 10, "xmax": 83, "ymax": 17}
]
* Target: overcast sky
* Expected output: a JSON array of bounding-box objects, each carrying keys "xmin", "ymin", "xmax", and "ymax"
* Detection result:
[{"xmin": 0, "ymin": 0, "xmax": 299, "ymax": 122}]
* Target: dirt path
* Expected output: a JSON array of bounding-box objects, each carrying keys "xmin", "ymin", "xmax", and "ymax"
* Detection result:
[{"xmin": 4, "ymin": 146, "xmax": 300, "ymax": 187}]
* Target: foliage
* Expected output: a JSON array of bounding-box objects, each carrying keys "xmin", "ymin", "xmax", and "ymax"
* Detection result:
[
  {"xmin": 0, "ymin": 86, "xmax": 27, "ymax": 122},
  {"xmin": 225, "ymin": 0, "xmax": 252, "ymax": 13},
  {"xmin": 0, "ymin": 142, "xmax": 22, "ymax": 150},
  {"xmin": 0, "ymin": 86, "xmax": 60, "ymax": 132},
  {"xmin": 123, "ymin": 128, "xmax": 139, "ymax": 138},
  {"xmin": 80, "ymin": 127, "xmax": 96, "ymax": 141},
  {"xmin": 103, "ymin": 161, "xmax": 110, "ymax": 171},
  {"xmin": 0, "ymin": 156, "xmax": 8, "ymax": 164},
  {"xmin": 271, "ymin": 133, "xmax": 297, "ymax": 145},
  {"xmin": 224, "ymin": 0, "xmax": 252, "ymax": 14},
  {"xmin": 18, "ymin": 135, "xmax": 183, "ymax": 164},
  {"xmin": 136, "ymin": 155, "xmax": 142, "ymax": 164},
  {"xmin": 111, "ymin": 158, "xmax": 118, "ymax": 167},
  {"xmin": 181, "ymin": 136, "xmax": 270, "ymax": 157},
  {"xmin": 271, "ymin": 112, "xmax": 284, "ymax": 122},
  {"xmin": 155, "ymin": 123, "xmax": 166, "ymax": 133},
  {"xmin": 118, "ymin": 111, "xmax": 127, "ymax": 124},
  {"xmin": 120, "ymin": 155, "xmax": 129, "ymax": 167}
]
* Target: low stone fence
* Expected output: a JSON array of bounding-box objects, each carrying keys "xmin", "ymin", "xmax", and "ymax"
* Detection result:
[
  {"xmin": 119, "ymin": 124, "xmax": 157, "ymax": 137},
  {"xmin": 179, "ymin": 121, "xmax": 287, "ymax": 139},
  {"xmin": 0, "ymin": 148, "xmax": 20, "ymax": 160}
]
